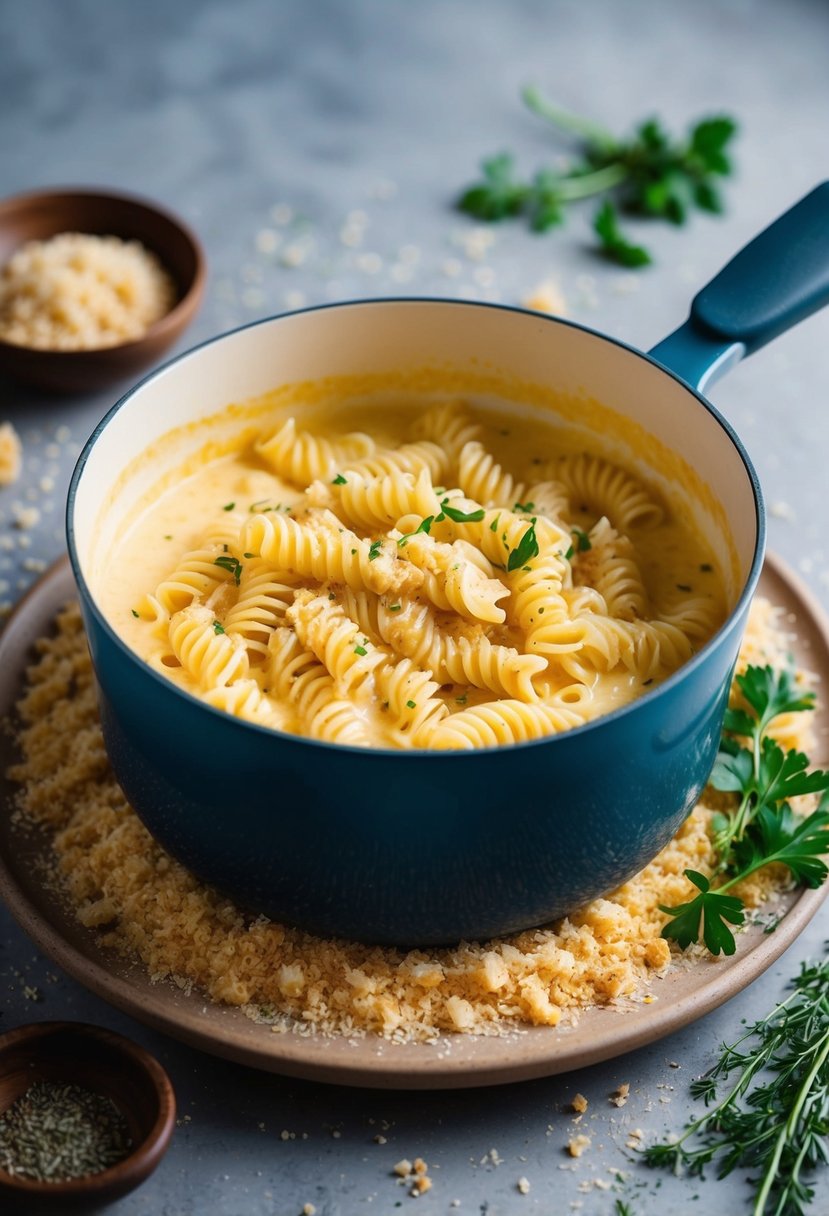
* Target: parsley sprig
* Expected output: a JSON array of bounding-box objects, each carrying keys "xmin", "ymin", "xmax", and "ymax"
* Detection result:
[
  {"xmin": 644, "ymin": 950, "xmax": 829, "ymax": 1215},
  {"xmin": 660, "ymin": 665, "xmax": 829, "ymax": 956},
  {"xmin": 458, "ymin": 86, "xmax": 738, "ymax": 266}
]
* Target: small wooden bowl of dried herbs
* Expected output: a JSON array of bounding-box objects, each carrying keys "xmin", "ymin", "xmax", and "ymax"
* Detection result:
[{"xmin": 0, "ymin": 1021, "xmax": 175, "ymax": 1208}]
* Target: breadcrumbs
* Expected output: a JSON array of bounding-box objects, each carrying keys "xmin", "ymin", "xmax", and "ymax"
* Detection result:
[
  {"xmin": 5, "ymin": 597, "xmax": 815, "ymax": 1042},
  {"xmin": 567, "ymin": 1134, "xmax": 591, "ymax": 1158},
  {"xmin": 0, "ymin": 422, "xmax": 21, "ymax": 485},
  {"xmin": 570, "ymin": 1094, "xmax": 588, "ymax": 1114}
]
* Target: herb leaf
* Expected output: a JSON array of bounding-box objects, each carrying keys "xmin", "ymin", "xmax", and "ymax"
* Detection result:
[
  {"xmin": 213, "ymin": 555, "xmax": 243, "ymax": 586},
  {"xmin": 397, "ymin": 516, "xmax": 434, "ymax": 547},
  {"xmin": 661, "ymin": 661, "xmax": 829, "ymax": 957},
  {"xmin": 659, "ymin": 870, "xmax": 744, "ymax": 956},
  {"xmin": 593, "ymin": 200, "xmax": 651, "ymax": 267},
  {"xmin": 645, "ymin": 950, "xmax": 829, "ymax": 1216},
  {"xmin": 457, "ymin": 92, "xmax": 738, "ymax": 266},
  {"xmin": 506, "ymin": 520, "xmax": 539, "ymax": 571},
  {"xmin": 440, "ymin": 500, "xmax": 486, "ymax": 524}
]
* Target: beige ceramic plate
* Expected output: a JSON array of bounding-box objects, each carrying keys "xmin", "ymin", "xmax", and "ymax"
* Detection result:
[{"xmin": 1, "ymin": 554, "xmax": 828, "ymax": 1089}]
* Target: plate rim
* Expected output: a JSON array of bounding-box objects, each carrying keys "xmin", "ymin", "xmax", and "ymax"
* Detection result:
[{"xmin": 1, "ymin": 552, "xmax": 827, "ymax": 1090}]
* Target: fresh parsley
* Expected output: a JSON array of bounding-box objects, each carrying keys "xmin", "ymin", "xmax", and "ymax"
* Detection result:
[
  {"xmin": 368, "ymin": 539, "xmax": 383, "ymax": 562},
  {"xmin": 645, "ymin": 950, "xmax": 829, "ymax": 1215},
  {"xmin": 570, "ymin": 526, "xmax": 592, "ymax": 552},
  {"xmin": 397, "ymin": 516, "xmax": 435, "ymax": 547},
  {"xmin": 213, "ymin": 620, "xmax": 226, "ymax": 635},
  {"xmin": 439, "ymin": 499, "xmax": 485, "ymax": 524},
  {"xmin": 213, "ymin": 555, "xmax": 243, "ymax": 586},
  {"xmin": 332, "ymin": 473, "xmax": 347, "ymax": 485},
  {"xmin": 458, "ymin": 87, "xmax": 738, "ymax": 266},
  {"xmin": 506, "ymin": 520, "xmax": 539, "ymax": 572},
  {"xmin": 661, "ymin": 664, "xmax": 829, "ymax": 956}
]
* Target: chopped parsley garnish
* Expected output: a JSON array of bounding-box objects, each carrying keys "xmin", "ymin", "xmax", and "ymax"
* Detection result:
[
  {"xmin": 676, "ymin": 582, "xmax": 693, "ymax": 592},
  {"xmin": 571, "ymin": 526, "xmax": 592, "ymax": 552},
  {"xmin": 398, "ymin": 501, "xmax": 484, "ymax": 547},
  {"xmin": 368, "ymin": 539, "xmax": 383, "ymax": 561},
  {"xmin": 332, "ymin": 473, "xmax": 348, "ymax": 485},
  {"xmin": 397, "ymin": 515, "xmax": 434, "ymax": 546},
  {"xmin": 222, "ymin": 501, "xmax": 236, "ymax": 511},
  {"xmin": 455, "ymin": 693, "xmax": 468, "ymax": 705},
  {"xmin": 564, "ymin": 544, "xmax": 575, "ymax": 560},
  {"xmin": 354, "ymin": 644, "xmax": 368, "ymax": 657},
  {"xmin": 490, "ymin": 514, "xmax": 500, "ymax": 532},
  {"xmin": 164, "ymin": 534, "xmax": 173, "ymax": 540},
  {"xmin": 506, "ymin": 520, "xmax": 539, "ymax": 571},
  {"xmin": 131, "ymin": 609, "xmax": 139, "ymax": 618},
  {"xmin": 700, "ymin": 562, "xmax": 713, "ymax": 572},
  {"xmin": 214, "ymin": 554, "xmax": 243, "ymax": 585},
  {"xmin": 513, "ymin": 500, "xmax": 535, "ymax": 512},
  {"xmin": 388, "ymin": 603, "xmax": 402, "ymax": 612},
  {"xmin": 406, "ymin": 699, "xmax": 416, "ymax": 709},
  {"xmin": 213, "ymin": 620, "xmax": 226, "ymax": 635},
  {"xmin": 439, "ymin": 498, "xmax": 485, "ymax": 524},
  {"xmin": 243, "ymin": 552, "xmax": 255, "ymax": 559},
  {"xmin": 351, "ymin": 548, "xmax": 357, "ymax": 555}
]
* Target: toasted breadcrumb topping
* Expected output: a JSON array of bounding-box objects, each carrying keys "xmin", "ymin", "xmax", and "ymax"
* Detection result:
[{"xmin": 6, "ymin": 597, "xmax": 814, "ymax": 1042}]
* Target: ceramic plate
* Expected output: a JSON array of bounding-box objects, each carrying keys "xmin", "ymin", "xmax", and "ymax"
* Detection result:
[{"xmin": 1, "ymin": 554, "xmax": 828, "ymax": 1089}]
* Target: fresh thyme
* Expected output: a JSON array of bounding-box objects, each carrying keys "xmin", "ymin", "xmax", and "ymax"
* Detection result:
[
  {"xmin": 644, "ymin": 951, "xmax": 829, "ymax": 1216},
  {"xmin": 458, "ymin": 86, "xmax": 738, "ymax": 266},
  {"xmin": 660, "ymin": 664, "xmax": 829, "ymax": 956}
]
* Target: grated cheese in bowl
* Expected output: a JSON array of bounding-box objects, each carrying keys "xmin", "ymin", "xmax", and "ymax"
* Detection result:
[{"xmin": 0, "ymin": 232, "xmax": 177, "ymax": 351}]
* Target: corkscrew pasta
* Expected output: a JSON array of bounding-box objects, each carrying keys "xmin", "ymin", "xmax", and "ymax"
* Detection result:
[{"xmin": 105, "ymin": 398, "xmax": 727, "ymax": 750}]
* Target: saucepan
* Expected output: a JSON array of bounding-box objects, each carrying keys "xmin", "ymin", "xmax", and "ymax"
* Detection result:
[{"xmin": 66, "ymin": 184, "xmax": 829, "ymax": 945}]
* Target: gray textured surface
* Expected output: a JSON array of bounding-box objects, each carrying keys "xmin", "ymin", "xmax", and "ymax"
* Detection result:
[{"xmin": 1, "ymin": 0, "xmax": 829, "ymax": 1211}]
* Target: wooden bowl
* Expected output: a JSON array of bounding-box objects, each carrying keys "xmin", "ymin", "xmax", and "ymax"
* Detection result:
[
  {"xmin": 0, "ymin": 187, "xmax": 206, "ymax": 394},
  {"xmin": 0, "ymin": 1021, "xmax": 176, "ymax": 1209}
]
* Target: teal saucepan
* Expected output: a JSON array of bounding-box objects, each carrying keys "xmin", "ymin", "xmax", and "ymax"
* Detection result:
[{"xmin": 67, "ymin": 184, "xmax": 829, "ymax": 945}]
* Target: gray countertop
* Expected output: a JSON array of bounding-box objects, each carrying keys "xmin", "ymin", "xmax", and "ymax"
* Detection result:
[{"xmin": 2, "ymin": 1, "xmax": 829, "ymax": 1212}]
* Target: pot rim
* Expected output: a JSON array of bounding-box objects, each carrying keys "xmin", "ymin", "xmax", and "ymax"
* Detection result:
[{"xmin": 66, "ymin": 296, "xmax": 767, "ymax": 758}]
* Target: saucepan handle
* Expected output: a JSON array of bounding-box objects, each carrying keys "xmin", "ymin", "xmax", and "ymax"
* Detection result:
[{"xmin": 649, "ymin": 181, "xmax": 829, "ymax": 394}]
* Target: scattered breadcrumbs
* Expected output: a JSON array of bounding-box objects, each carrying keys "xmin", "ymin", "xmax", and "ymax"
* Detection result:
[
  {"xmin": 0, "ymin": 421, "xmax": 22, "ymax": 486},
  {"xmin": 567, "ymin": 1134, "xmax": 591, "ymax": 1159},
  {"xmin": 570, "ymin": 1094, "xmax": 589, "ymax": 1115},
  {"xmin": 610, "ymin": 1083, "xmax": 630, "ymax": 1108},
  {"xmin": 517, "ymin": 1176, "xmax": 531, "ymax": 1194},
  {"xmin": 4, "ymin": 596, "xmax": 817, "ymax": 1042},
  {"xmin": 521, "ymin": 278, "xmax": 567, "ymax": 316}
]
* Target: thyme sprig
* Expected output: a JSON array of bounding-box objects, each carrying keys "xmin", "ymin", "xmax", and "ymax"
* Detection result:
[
  {"xmin": 457, "ymin": 86, "xmax": 738, "ymax": 266},
  {"xmin": 660, "ymin": 665, "xmax": 829, "ymax": 956},
  {"xmin": 644, "ymin": 951, "xmax": 829, "ymax": 1215}
]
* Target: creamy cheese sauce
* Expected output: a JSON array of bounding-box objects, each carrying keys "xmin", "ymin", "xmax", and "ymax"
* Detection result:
[{"xmin": 99, "ymin": 397, "xmax": 727, "ymax": 749}]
